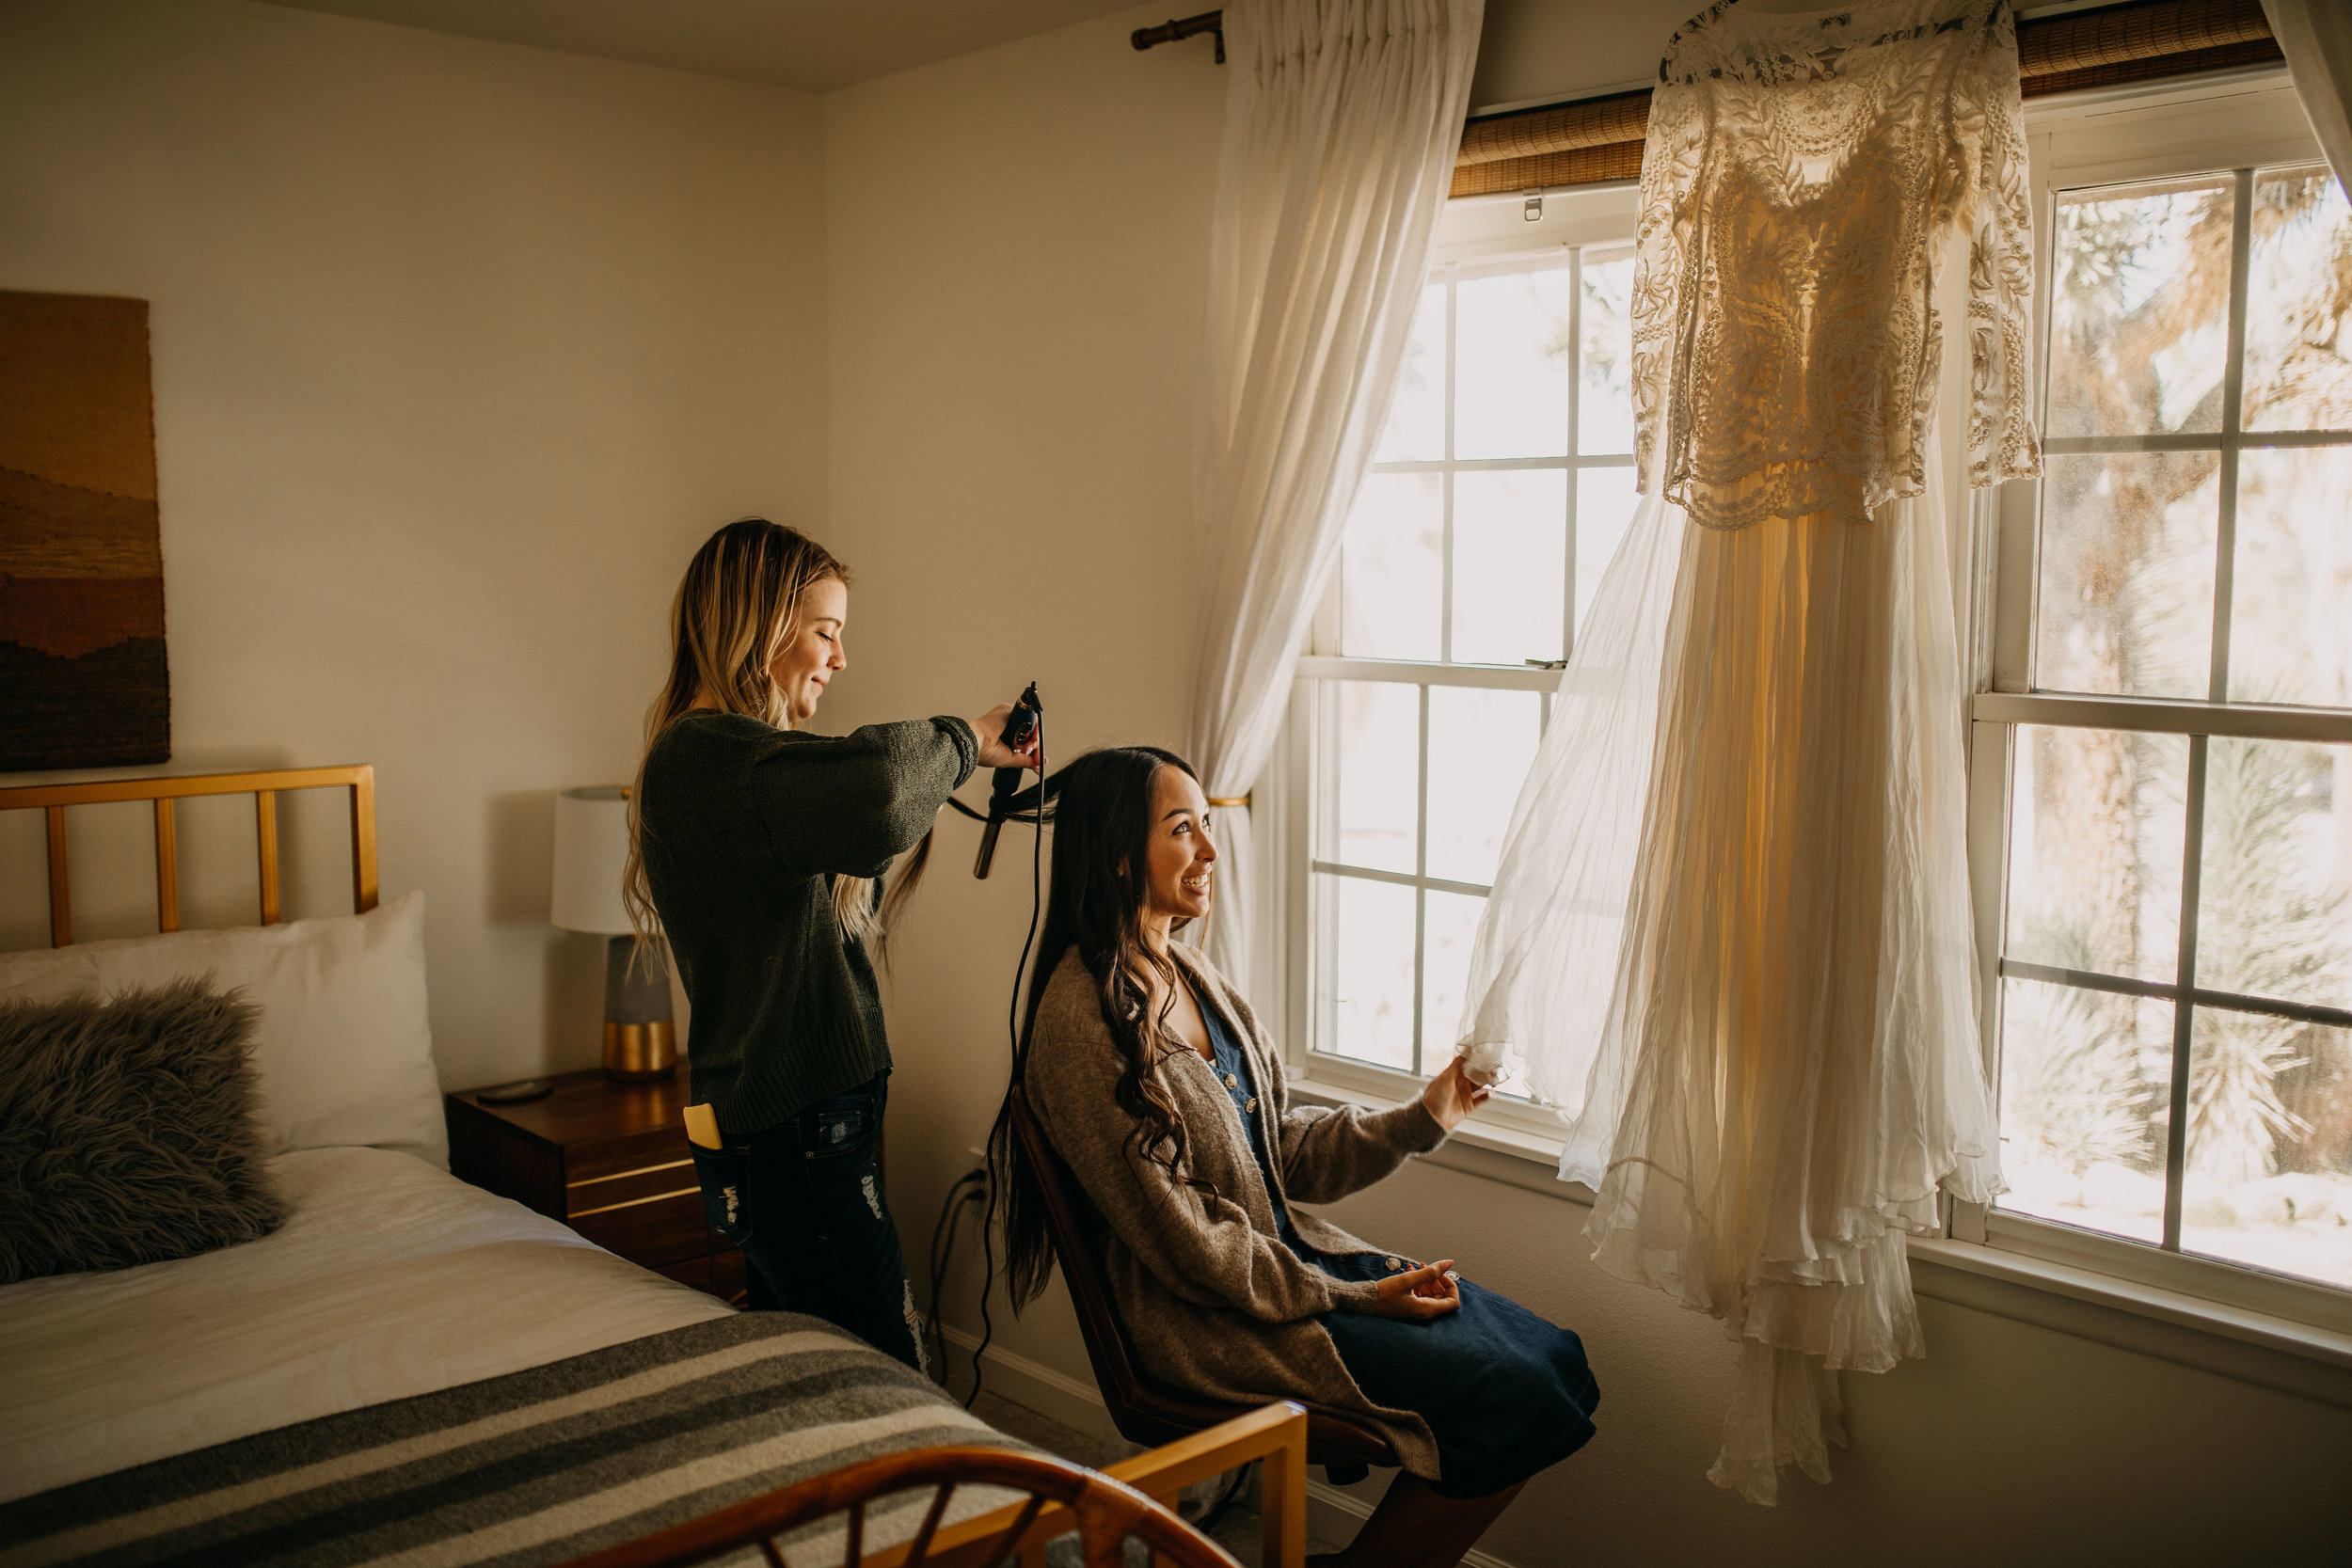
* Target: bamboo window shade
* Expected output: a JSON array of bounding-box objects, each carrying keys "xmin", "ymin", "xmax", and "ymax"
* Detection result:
[{"xmin": 1447, "ymin": 0, "xmax": 2286, "ymax": 198}]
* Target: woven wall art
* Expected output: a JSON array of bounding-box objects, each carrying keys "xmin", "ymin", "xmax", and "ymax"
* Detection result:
[{"xmin": 0, "ymin": 291, "xmax": 171, "ymax": 771}]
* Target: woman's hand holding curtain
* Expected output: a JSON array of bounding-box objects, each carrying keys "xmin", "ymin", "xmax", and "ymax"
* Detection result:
[{"xmin": 1419, "ymin": 1057, "xmax": 1490, "ymax": 1131}]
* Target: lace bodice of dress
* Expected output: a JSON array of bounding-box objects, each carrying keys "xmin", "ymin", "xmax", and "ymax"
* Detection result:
[{"xmin": 1633, "ymin": 0, "xmax": 2042, "ymax": 530}]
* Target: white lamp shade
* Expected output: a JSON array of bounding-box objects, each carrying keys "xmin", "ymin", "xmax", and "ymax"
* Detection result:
[{"xmin": 550, "ymin": 786, "xmax": 637, "ymax": 935}]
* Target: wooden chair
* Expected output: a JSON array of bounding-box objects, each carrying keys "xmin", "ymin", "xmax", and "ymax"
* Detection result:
[
  {"xmin": 1009, "ymin": 1086, "xmax": 1401, "ymax": 1485},
  {"xmin": 559, "ymin": 1445, "xmax": 1241, "ymax": 1568}
]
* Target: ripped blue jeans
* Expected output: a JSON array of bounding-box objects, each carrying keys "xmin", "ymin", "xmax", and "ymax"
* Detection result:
[{"xmin": 689, "ymin": 1072, "xmax": 926, "ymax": 1373}]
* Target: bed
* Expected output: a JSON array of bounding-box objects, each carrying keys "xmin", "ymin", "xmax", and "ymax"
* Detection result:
[{"xmin": 0, "ymin": 768, "xmax": 1308, "ymax": 1567}]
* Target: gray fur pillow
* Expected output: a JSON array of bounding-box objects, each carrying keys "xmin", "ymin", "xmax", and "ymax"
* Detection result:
[{"xmin": 0, "ymin": 977, "xmax": 284, "ymax": 1284}]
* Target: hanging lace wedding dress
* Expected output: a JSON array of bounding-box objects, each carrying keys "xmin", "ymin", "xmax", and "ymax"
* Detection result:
[{"xmin": 1456, "ymin": 0, "xmax": 2038, "ymax": 1504}]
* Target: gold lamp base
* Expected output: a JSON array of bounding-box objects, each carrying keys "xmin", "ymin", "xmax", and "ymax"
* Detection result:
[{"xmin": 604, "ymin": 1021, "xmax": 677, "ymax": 1081}]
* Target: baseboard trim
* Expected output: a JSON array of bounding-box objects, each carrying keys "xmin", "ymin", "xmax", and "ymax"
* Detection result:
[
  {"xmin": 936, "ymin": 1325, "xmax": 1129, "ymax": 1451},
  {"xmin": 935, "ymin": 1324, "xmax": 1517, "ymax": 1568}
]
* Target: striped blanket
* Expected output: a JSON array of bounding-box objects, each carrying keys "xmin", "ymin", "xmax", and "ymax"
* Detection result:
[{"xmin": 0, "ymin": 1313, "xmax": 1030, "ymax": 1568}]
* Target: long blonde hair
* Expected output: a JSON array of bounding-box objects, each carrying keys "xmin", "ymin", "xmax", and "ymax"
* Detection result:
[{"xmin": 624, "ymin": 518, "xmax": 929, "ymax": 962}]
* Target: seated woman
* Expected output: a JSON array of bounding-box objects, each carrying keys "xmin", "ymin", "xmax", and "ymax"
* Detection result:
[{"xmin": 998, "ymin": 746, "xmax": 1598, "ymax": 1568}]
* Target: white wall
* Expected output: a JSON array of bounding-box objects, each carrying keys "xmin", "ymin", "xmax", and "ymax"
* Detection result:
[
  {"xmin": 1471, "ymin": 0, "xmax": 1696, "ymax": 110},
  {"xmin": 1473, "ymin": 0, "xmax": 1950, "ymax": 113},
  {"xmin": 818, "ymin": 1, "xmax": 1229, "ymax": 1385},
  {"xmin": 1314, "ymin": 1158, "xmax": 2349, "ymax": 1564},
  {"xmin": 0, "ymin": 0, "xmax": 827, "ymax": 1090},
  {"xmin": 824, "ymin": 7, "xmax": 2351, "ymax": 1566}
]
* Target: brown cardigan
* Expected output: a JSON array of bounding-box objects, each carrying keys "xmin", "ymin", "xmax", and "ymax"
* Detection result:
[{"xmin": 1024, "ymin": 943, "xmax": 1451, "ymax": 1477}]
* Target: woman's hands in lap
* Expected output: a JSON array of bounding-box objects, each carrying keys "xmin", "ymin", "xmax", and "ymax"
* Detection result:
[
  {"xmin": 1362, "ymin": 1068, "xmax": 1482, "ymax": 1322},
  {"xmin": 1420, "ymin": 1057, "xmax": 1490, "ymax": 1131},
  {"xmin": 1372, "ymin": 1260, "xmax": 1461, "ymax": 1321}
]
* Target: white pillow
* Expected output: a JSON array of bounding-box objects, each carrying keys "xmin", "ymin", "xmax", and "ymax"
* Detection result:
[
  {"xmin": 0, "ymin": 892, "xmax": 446, "ymax": 1167},
  {"xmin": 0, "ymin": 949, "xmax": 99, "ymax": 1006}
]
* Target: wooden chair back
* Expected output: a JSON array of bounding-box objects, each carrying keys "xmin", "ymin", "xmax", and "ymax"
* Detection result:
[
  {"xmin": 0, "ymin": 766, "xmax": 377, "ymax": 946},
  {"xmin": 558, "ymin": 1444, "xmax": 1242, "ymax": 1568},
  {"xmin": 1006, "ymin": 1087, "xmax": 1398, "ymax": 1476},
  {"xmin": 1008, "ymin": 1085, "xmax": 1207, "ymax": 1446}
]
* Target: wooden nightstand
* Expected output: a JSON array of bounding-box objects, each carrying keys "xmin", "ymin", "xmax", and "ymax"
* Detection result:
[{"xmin": 446, "ymin": 1069, "xmax": 745, "ymax": 1304}]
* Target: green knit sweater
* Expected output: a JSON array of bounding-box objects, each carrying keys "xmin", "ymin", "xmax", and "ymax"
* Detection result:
[{"xmin": 638, "ymin": 709, "xmax": 977, "ymax": 1134}]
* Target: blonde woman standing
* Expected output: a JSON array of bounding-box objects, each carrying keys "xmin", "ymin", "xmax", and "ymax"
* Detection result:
[{"xmin": 628, "ymin": 518, "xmax": 1035, "ymax": 1369}]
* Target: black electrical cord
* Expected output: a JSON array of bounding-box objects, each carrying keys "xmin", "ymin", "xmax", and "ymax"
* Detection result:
[
  {"xmin": 926, "ymin": 1168, "xmax": 985, "ymax": 1386},
  {"xmin": 930, "ymin": 1171, "xmax": 983, "ymax": 1296},
  {"xmin": 943, "ymin": 779, "xmax": 1056, "ymax": 823},
  {"xmin": 965, "ymin": 713, "xmax": 1048, "ymax": 1411},
  {"xmin": 1195, "ymin": 1464, "xmax": 1254, "ymax": 1538}
]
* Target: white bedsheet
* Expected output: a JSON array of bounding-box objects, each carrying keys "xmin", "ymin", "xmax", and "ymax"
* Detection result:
[{"xmin": 0, "ymin": 1146, "xmax": 733, "ymax": 1503}]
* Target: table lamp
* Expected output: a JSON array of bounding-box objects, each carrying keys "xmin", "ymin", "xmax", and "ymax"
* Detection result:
[{"xmin": 550, "ymin": 785, "xmax": 676, "ymax": 1081}]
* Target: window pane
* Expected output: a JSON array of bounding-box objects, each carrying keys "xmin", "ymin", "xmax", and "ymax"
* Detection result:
[
  {"xmin": 1324, "ymin": 874, "xmax": 1417, "ymax": 1070},
  {"xmin": 2196, "ymin": 737, "xmax": 2351, "ymax": 1013},
  {"xmin": 2229, "ymin": 449, "xmax": 2352, "ymax": 709},
  {"xmin": 1328, "ymin": 680, "xmax": 1418, "ymax": 874},
  {"xmin": 1454, "ymin": 267, "xmax": 1573, "ymax": 458},
  {"xmin": 1575, "ymin": 467, "xmax": 1639, "ymax": 640},
  {"xmin": 2035, "ymin": 451, "xmax": 2217, "ymax": 699},
  {"xmin": 1451, "ymin": 469, "xmax": 1565, "ymax": 665},
  {"xmin": 2046, "ymin": 181, "xmax": 2233, "ymax": 438},
  {"xmin": 2185, "ymin": 1016, "xmax": 2352, "ymax": 1290},
  {"xmin": 2006, "ymin": 725, "xmax": 2187, "ymax": 985},
  {"xmin": 1425, "ymin": 687, "xmax": 1542, "ymax": 886},
  {"xmin": 1996, "ymin": 980, "xmax": 2172, "ymax": 1246},
  {"xmin": 1340, "ymin": 472, "xmax": 1442, "ymax": 660},
  {"xmin": 1422, "ymin": 889, "xmax": 1487, "ymax": 1071},
  {"xmin": 1376, "ymin": 282, "xmax": 1448, "ymax": 462},
  {"xmin": 2242, "ymin": 167, "xmax": 2352, "ymax": 434},
  {"xmin": 1578, "ymin": 247, "xmax": 1637, "ymax": 455}
]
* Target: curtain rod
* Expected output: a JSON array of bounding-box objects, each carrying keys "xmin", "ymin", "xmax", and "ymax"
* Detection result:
[{"xmin": 1133, "ymin": 10, "xmax": 1225, "ymax": 64}]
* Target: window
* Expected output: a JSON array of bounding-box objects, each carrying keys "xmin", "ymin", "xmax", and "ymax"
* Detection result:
[
  {"xmin": 1970, "ymin": 88, "xmax": 2352, "ymax": 1318},
  {"xmin": 1280, "ymin": 77, "xmax": 2349, "ymax": 1330},
  {"xmin": 1287, "ymin": 191, "xmax": 1639, "ymax": 1099}
]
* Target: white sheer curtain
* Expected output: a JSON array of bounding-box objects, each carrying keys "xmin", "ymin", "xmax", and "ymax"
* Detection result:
[
  {"xmin": 2264, "ymin": 0, "xmax": 2352, "ymax": 193},
  {"xmin": 1186, "ymin": 0, "xmax": 1483, "ymax": 991}
]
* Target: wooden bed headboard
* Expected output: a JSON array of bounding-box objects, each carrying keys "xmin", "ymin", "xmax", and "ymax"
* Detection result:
[{"xmin": 0, "ymin": 766, "xmax": 376, "ymax": 948}]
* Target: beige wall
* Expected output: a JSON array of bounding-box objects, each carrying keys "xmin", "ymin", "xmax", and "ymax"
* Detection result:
[
  {"xmin": 824, "ymin": 7, "xmax": 2350, "ymax": 1567},
  {"xmin": 0, "ymin": 0, "xmax": 827, "ymax": 1090},
  {"xmin": 1474, "ymin": 0, "xmax": 1945, "ymax": 112}
]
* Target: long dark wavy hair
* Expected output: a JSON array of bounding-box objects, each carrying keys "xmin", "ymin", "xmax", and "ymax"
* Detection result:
[{"xmin": 993, "ymin": 745, "xmax": 1212, "ymax": 1312}]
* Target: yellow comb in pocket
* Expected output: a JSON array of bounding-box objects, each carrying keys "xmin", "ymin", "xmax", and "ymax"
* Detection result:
[{"xmin": 683, "ymin": 1102, "xmax": 722, "ymax": 1150}]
